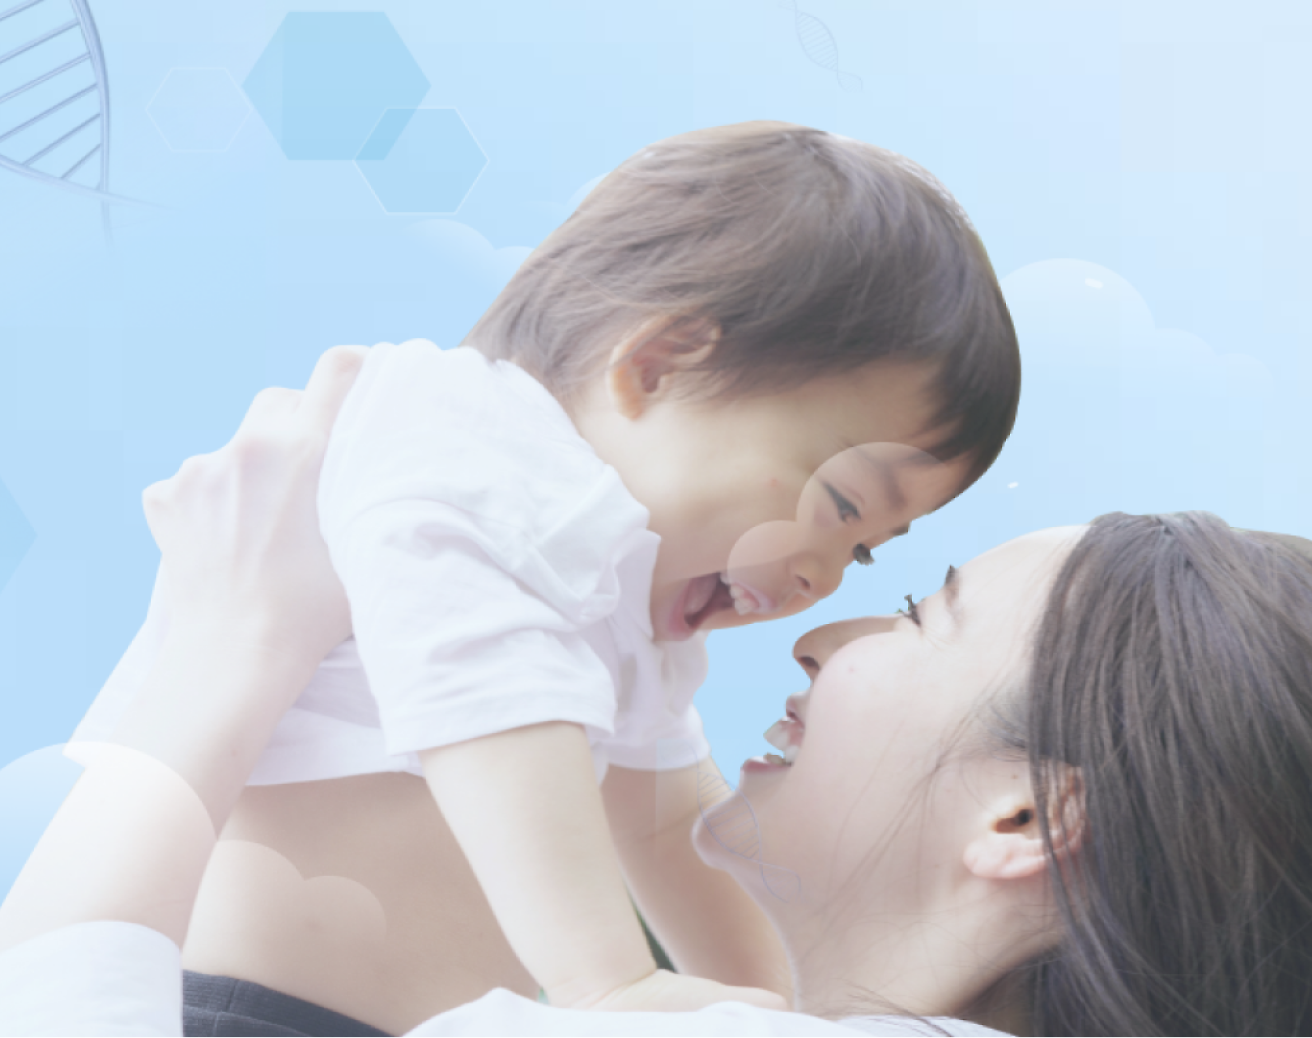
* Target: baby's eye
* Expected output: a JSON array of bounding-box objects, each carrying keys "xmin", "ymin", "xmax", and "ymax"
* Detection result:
[
  {"xmin": 825, "ymin": 484, "xmax": 861, "ymax": 524},
  {"xmin": 853, "ymin": 543, "xmax": 873, "ymax": 566}
]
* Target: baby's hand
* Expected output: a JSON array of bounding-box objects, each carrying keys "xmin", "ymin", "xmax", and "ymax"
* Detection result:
[{"xmin": 569, "ymin": 968, "xmax": 789, "ymax": 1014}]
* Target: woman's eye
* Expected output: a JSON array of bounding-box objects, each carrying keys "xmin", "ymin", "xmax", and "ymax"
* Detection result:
[
  {"xmin": 825, "ymin": 484, "xmax": 861, "ymax": 524},
  {"xmin": 896, "ymin": 593, "xmax": 922, "ymax": 625},
  {"xmin": 853, "ymin": 543, "xmax": 873, "ymax": 566}
]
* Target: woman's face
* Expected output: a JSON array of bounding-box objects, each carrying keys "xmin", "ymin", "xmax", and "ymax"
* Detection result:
[{"xmin": 694, "ymin": 526, "xmax": 1085, "ymax": 924}]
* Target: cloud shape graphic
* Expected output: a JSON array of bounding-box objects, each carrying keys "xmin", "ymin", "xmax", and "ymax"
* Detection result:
[
  {"xmin": 996, "ymin": 259, "xmax": 1285, "ymax": 530},
  {"xmin": 566, "ymin": 173, "xmax": 608, "ymax": 213},
  {"xmin": 407, "ymin": 219, "xmax": 533, "ymax": 295},
  {"xmin": 0, "ymin": 745, "xmax": 85, "ymax": 905},
  {"xmin": 189, "ymin": 839, "xmax": 388, "ymax": 968},
  {"xmin": 1003, "ymin": 259, "xmax": 1274, "ymax": 394},
  {"xmin": 0, "ymin": 741, "xmax": 388, "ymax": 976}
]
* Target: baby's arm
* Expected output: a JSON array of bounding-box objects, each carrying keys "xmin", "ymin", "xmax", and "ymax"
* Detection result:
[
  {"xmin": 418, "ymin": 725, "xmax": 788, "ymax": 1012},
  {"xmin": 418, "ymin": 722, "xmax": 650, "ymax": 1008},
  {"xmin": 320, "ymin": 342, "xmax": 785, "ymax": 1012},
  {"xmin": 601, "ymin": 761, "xmax": 792, "ymax": 1000}
]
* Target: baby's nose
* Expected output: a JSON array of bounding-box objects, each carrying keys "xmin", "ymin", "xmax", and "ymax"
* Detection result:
[{"xmin": 788, "ymin": 551, "xmax": 844, "ymax": 604}]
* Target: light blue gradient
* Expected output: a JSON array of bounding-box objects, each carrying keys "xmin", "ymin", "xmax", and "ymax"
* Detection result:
[
  {"xmin": 146, "ymin": 68, "xmax": 251, "ymax": 154},
  {"xmin": 2, "ymin": 1, "xmax": 1311, "ymax": 905}
]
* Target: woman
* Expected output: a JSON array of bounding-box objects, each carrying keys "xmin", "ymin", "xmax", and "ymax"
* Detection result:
[{"xmin": 3, "ymin": 349, "xmax": 1312, "ymax": 1036}]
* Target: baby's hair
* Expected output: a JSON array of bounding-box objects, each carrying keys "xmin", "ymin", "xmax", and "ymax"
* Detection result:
[{"xmin": 466, "ymin": 121, "xmax": 1021, "ymax": 486}]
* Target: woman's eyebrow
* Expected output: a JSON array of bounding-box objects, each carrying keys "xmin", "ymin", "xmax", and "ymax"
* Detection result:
[{"xmin": 944, "ymin": 564, "xmax": 962, "ymax": 626}]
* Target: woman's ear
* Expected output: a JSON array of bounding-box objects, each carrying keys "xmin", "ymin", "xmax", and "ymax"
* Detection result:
[
  {"xmin": 605, "ymin": 317, "xmax": 720, "ymax": 419},
  {"xmin": 963, "ymin": 800, "xmax": 1048, "ymax": 880},
  {"xmin": 962, "ymin": 768, "xmax": 1086, "ymax": 881}
]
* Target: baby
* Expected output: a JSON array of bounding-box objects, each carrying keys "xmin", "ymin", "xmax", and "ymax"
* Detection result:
[{"xmin": 77, "ymin": 122, "xmax": 1020, "ymax": 1022}]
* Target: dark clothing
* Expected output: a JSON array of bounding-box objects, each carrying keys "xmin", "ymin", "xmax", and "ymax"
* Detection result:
[{"xmin": 183, "ymin": 971, "xmax": 392, "ymax": 1037}]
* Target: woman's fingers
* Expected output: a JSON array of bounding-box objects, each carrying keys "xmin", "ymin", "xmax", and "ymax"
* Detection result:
[
  {"xmin": 231, "ymin": 386, "xmax": 299, "ymax": 443},
  {"xmin": 143, "ymin": 347, "xmax": 366, "ymax": 546},
  {"xmin": 141, "ymin": 453, "xmax": 213, "ymax": 537},
  {"xmin": 298, "ymin": 345, "xmax": 368, "ymax": 434},
  {"xmin": 140, "ymin": 479, "xmax": 171, "ymax": 542}
]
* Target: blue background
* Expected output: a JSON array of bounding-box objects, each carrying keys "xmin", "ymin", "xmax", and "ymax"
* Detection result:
[{"xmin": 2, "ymin": 0, "xmax": 1310, "ymax": 901}]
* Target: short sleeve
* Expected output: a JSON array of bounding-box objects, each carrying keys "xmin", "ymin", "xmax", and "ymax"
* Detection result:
[
  {"xmin": 317, "ymin": 343, "xmax": 655, "ymax": 756},
  {"xmin": 0, "ymin": 922, "xmax": 183, "ymax": 1037},
  {"xmin": 332, "ymin": 500, "xmax": 621, "ymax": 755}
]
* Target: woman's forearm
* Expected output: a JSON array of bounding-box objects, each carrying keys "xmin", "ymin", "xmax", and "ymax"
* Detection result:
[
  {"xmin": 0, "ymin": 625, "xmax": 319, "ymax": 954},
  {"xmin": 0, "ymin": 348, "xmax": 360, "ymax": 957}
]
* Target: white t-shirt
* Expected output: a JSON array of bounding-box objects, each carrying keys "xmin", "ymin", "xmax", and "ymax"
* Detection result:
[
  {"xmin": 0, "ymin": 922, "xmax": 1012, "ymax": 1037},
  {"xmin": 73, "ymin": 343, "xmax": 712, "ymax": 783}
]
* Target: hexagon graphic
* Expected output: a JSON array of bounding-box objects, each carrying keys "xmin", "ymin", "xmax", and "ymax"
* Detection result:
[
  {"xmin": 0, "ymin": 477, "xmax": 35, "ymax": 593},
  {"xmin": 355, "ymin": 108, "xmax": 486, "ymax": 214},
  {"xmin": 242, "ymin": 12, "xmax": 429, "ymax": 160},
  {"xmin": 146, "ymin": 68, "xmax": 251, "ymax": 153}
]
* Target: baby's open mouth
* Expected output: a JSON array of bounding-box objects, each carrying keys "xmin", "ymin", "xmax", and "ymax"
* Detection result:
[
  {"xmin": 682, "ymin": 572, "xmax": 735, "ymax": 629},
  {"xmin": 683, "ymin": 572, "xmax": 776, "ymax": 630}
]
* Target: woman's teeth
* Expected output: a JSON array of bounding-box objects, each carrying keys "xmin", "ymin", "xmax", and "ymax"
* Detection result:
[{"xmin": 763, "ymin": 718, "xmax": 801, "ymax": 766}]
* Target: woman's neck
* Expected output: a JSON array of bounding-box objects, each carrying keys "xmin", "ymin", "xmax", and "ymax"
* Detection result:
[{"xmin": 780, "ymin": 892, "xmax": 1044, "ymax": 1034}]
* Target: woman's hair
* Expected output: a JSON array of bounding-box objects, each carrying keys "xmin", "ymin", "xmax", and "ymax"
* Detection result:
[
  {"xmin": 464, "ymin": 121, "xmax": 1020, "ymax": 485},
  {"xmin": 995, "ymin": 511, "xmax": 1312, "ymax": 1036}
]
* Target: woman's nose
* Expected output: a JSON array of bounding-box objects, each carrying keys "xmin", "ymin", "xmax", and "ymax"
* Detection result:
[{"xmin": 792, "ymin": 615, "xmax": 895, "ymax": 679}]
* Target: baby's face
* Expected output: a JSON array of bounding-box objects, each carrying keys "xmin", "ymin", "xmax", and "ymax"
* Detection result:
[
  {"xmin": 666, "ymin": 442, "xmax": 963, "ymax": 638},
  {"xmin": 649, "ymin": 441, "xmax": 966, "ymax": 643},
  {"xmin": 578, "ymin": 358, "xmax": 972, "ymax": 642}
]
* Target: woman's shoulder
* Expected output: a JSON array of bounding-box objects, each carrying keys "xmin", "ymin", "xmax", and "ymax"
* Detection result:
[{"xmin": 404, "ymin": 989, "xmax": 1012, "ymax": 1037}]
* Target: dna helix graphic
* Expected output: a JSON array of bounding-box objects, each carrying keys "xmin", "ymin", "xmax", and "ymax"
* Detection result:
[
  {"xmin": 785, "ymin": 0, "xmax": 863, "ymax": 93},
  {"xmin": 0, "ymin": 0, "xmax": 155, "ymax": 235}
]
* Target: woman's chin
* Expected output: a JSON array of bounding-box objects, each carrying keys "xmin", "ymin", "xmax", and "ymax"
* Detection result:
[
  {"xmin": 690, "ymin": 812, "xmax": 730, "ymax": 870},
  {"xmin": 691, "ymin": 768, "xmax": 788, "ymax": 871}
]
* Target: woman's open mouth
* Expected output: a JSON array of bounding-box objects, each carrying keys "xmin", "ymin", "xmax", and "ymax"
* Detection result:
[{"xmin": 744, "ymin": 706, "xmax": 805, "ymax": 772}]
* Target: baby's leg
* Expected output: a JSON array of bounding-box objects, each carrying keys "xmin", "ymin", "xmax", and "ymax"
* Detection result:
[{"xmin": 180, "ymin": 772, "xmax": 535, "ymax": 1036}]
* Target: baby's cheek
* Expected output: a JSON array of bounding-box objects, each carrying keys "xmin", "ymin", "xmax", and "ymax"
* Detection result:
[
  {"xmin": 725, "ymin": 521, "xmax": 808, "ymax": 612},
  {"xmin": 768, "ymin": 593, "xmax": 825, "ymax": 624},
  {"xmin": 727, "ymin": 519, "xmax": 802, "ymax": 572}
]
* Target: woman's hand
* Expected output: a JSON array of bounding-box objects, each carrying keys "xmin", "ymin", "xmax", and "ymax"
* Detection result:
[
  {"xmin": 0, "ymin": 347, "xmax": 369, "ymax": 959},
  {"xmin": 142, "ymin": 345, "xmax": 366, "ymax": 669}
]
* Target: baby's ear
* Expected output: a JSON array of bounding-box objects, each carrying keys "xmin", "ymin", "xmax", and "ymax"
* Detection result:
[{"xmin": 606, "ymin": 317, "xmax": 720, "ymax": 418}]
